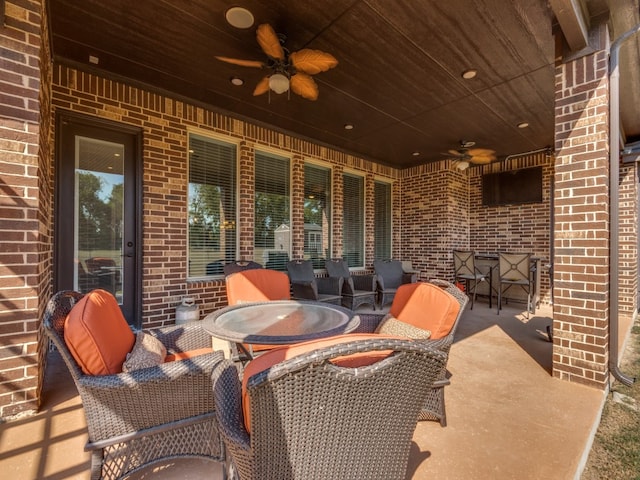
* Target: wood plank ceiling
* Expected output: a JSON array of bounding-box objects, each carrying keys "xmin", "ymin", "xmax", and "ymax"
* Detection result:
[{"xmin": 47, "ymin": 0, "xmax": 640, "ymax": 168}]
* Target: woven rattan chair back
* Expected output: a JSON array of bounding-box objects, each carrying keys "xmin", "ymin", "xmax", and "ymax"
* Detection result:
[{"xmin": 213, "ymin": 337, "xmax": 446, "ymax": 480}]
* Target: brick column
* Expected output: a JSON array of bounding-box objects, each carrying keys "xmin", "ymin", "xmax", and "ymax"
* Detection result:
[
  {"xmin": 0, "ymin": 0, "xmax": 47, "ymax": 416},
  {"xmin": 553, "ymin": 47, "xmax": 610, "ymax": 388}
]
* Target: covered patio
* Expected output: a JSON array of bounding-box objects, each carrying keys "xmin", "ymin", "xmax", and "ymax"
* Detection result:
[
  {"xmin": 0, "ymin": 302, "xmax": 612, "ymax": 478},
  {"xmin": 1, "ymin": 1, "xmax": 640, "ymax": 476}
]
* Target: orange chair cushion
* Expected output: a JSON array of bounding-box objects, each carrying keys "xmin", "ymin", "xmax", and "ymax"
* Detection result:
[
  {"xmin": 226, "ymin": 269, "xmax": 291, "ymax": 305},
  {"xmin": 165, "ymin": 347, "xmax": 213, "ymax": 362},
  {"xmin": 389, "ymin": 282, "xmax": 460, "ymax": 340},
  {"xmin": 64, "ymin": 289, "xmax": 135, "ymax": 376},
  {"xmin": 241, "ymin": 333, "xmax": 403, "ymax": 433}
]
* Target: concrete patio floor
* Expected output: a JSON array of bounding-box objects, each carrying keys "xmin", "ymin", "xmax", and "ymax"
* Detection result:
[{"xmin": 0, "ymin": 300, "xmax": 616, "ymax": 479}]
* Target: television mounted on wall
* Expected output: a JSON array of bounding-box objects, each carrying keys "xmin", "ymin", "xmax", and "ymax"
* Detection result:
[{"xmin": 482, "ymin": 166, "xmax": 543, "ymax": 206}]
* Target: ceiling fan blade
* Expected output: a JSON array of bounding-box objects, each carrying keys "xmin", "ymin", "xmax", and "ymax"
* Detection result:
[
  {"xmin": 256, "ymin": 24, "xmax": 284, "ymax": 61},
  {"xmin": 469, "ymin": 154, "xmax": 496, "ymax": 164},
  {"xmin": 215, "ymin": 56, "xmax": 264, "ymax": 68},
  {"xmin": 290, "ymin": 73, "xmax": 318, "ymax": 100},
  {"xmin": 467, "ymin": 148, "xmax": 495, "ymax": 156},
  {"xmin": 290, "ymin": 49, "xmax": 338, "ymax": 75},
  {"xmin": 447, "ymin": 149, "xmax": 466, "ymax": 157},
  {"xmin": 253, "ymin": 76, "xmax": 270, "ymax": 96}
]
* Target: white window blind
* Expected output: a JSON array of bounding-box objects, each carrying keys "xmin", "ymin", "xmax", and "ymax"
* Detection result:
[
  {"xmin": 188, "ymin": 133, "xmax": 237, "ymax": 277},
  {"xmin": 374, "ymin": 180, "xmax": 392, "ymax": 260},
  {"xmin": 342, "ymin": 172, "xmax": 364, "ymax": 268},
  {"xmin": 304, "ymin": 163, "xmax": 331, "ymax": 269},
  {"xmin": 254, "ymin": 151, "xmax": 290, "ymax": 271}
]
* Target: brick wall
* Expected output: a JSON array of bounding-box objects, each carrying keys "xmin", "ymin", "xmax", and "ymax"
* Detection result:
[
  {"xmin": 618, "ymin": 163, "xmax": 638, "ymax": 317},
  {"xmin": 51, "ymin": 66, "xmax": 397, "ymax": 328},
  {"xmin": 0, "ymin": 0, "xmax": 45, "ymax": 417},
  {"xmin": 553, "ymin": 49, "xmax": 610, "ymax": 388}
]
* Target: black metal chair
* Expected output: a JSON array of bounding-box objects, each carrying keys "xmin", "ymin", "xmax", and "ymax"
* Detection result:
[
  {"xmin": 373, "ymin": 259, "xmax": 416, "ymax": 308},
  {"xmin": 212, "ymin": 336, "xmax": 447, "ymax": 480},
  {"xmin": 497, "ymin": 252, "xmax": 534, "ymax": 318},
  {"xmin": 286, "ymin": 259, "xmax": 343, "ymax": 304},
  {"xmin": 325, "ymin": 258, "xmax": 376, "ymax": 310},
  {"xmin": 453, "ymin": 249, "xmax": 491, "ymax": 309}
]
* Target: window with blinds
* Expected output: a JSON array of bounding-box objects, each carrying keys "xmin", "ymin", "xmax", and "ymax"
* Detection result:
[
  {"xmin": 188, "ymin": 133, "xmax": 237, "ymax": 278},
  {"xmin": 254, "ymin": 151, "xmax": 290, "ymax": 271},
  {"xmin": 342, "ymin": 172, "xmax": 364, "ymax": 268},
  {"xmin": 374, "ymin": 180, "xmax": 392, "ymax": 260},
  {"xmin": 304, "ymin": 163, "xmax": 331, "ymax": 269}
]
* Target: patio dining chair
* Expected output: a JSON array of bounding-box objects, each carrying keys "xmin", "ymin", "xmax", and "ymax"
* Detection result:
[
  {"xmin": 375, "ymin": 280, "xmax": 468, "ymax": 426},
  {"xmin": 212, "ymin": 334, "xmax": 446, "ymax": 480},
  {"xmin": 453, "ymin": 249, "xmax": 491, "ymax": 309},
  {"xmin": 42, "ymin": 289, "xmax": 226, "ymax": 480},
  {"xmin": 325, "ymin": 258, "xmax": 377, "ymax": 310},
  {"xmin": 498, "ymin": 252, "xmax": 534, "ymax": 318},
  {"xmin": 373, "ymin": 259, "xmax": 416, "ymax": 308},
  {"xmin": 286, "ymin": 259, "xmax": 343, "ymax": 305}
]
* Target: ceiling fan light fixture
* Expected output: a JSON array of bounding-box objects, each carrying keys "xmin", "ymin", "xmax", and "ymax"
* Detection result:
[
  {"xmin": 225, "ymin": 7, "xmax": 254, "ymax": 29},
  {"xmin": 269, "ymin": 73, "xmax": 290, "ymax": 94},
  {"xmin": 456, "ymin": 160, "xmax": 470, "ymax": 170}
]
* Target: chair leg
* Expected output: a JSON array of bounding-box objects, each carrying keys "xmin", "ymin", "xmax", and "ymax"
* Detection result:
[
  {"xmin": 497, "ymin": 285, "xmax": 501, "ymax": 315},
  {"xmin": 471, "ymin": 279, "xmax": 478, "ymax": 309},
  {"xmin": 466, "ymin": 279, "xmax": 474, "ymax": 309}
]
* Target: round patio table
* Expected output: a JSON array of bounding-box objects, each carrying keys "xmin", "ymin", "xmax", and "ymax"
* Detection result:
[{"xmin": 202, "ymin": 300, "xmax": 359, "ymax": 346}]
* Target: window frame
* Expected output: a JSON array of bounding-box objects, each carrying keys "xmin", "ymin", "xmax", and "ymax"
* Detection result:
[
  {"xmin": 341, "ymin": 169, "xmax": 366, "ymax": 269},
  {"xmin": 253, "ymin": 147, "xmax": 292, "ymax": 271},
  {"xmin": 186, "ymin": 129, "xmax": 240, "ymax": 280}
]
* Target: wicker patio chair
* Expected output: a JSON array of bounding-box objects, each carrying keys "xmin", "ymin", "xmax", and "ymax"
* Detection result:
[
  {"xmin": 373, "ymin": 259, "xmax": 416, "ymax": 308},
  {"xmin": 286, "ymin": 259, "xmax": 343, "ymax": 305},
  {"xmin": 325, "ymin": 258, "xmax": 377, "ymax": 310},
  {"xmin": 223, "ymin": 260, "xmax": 263, "ymax": 276},
  {"xmin": 212, "ymin": 335, "xmax": 447, "ymax": 480},
  {"xmin": 43, "ymin": 290, "xmax": 226, "ymax": 480},
  {"xmin": 377, "ymin": 280, "xmax": 468, "ymax": 426}
]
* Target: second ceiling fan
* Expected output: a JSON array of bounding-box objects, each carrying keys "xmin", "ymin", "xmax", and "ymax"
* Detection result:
[
  {"xmin": 216, "ymin": 23, "xmax": 338, "ymax": 101},
  {"xmin": 446, "ymin": 141, "xmax": 497, "ymax": 168}
]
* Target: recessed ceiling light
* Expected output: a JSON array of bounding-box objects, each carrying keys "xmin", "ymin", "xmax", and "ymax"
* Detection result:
[
  {"xmin": 462, "ymin": 69, "xmax": 477, "ymax": 80},
  {"xmin": 344, "ymin": 124, "xmax": 354, "ymax": 130},
  {"xmin": 517, "ymin": 122, "xmax": 529, "ymax": 129},
  {"xmin": 225, "ymin": 7, "xmax": 254, "ymax": 29},
  {"xmin": 412, "ymin": 151, "xmax": 420, "ymax": 156},
  {"xmin": 230, "ymin": 76, "xmax": 244, "ymax": 86}
]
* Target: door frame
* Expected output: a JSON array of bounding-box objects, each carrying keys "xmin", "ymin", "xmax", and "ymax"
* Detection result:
[{"xmin": 54, "ymin": 110, "xmax": 143, "ymax": 327}]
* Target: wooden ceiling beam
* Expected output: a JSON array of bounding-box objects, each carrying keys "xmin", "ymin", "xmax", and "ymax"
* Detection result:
[{"xmin": 549, "ymin": 0, "xmax": 590, "ymax": 51}]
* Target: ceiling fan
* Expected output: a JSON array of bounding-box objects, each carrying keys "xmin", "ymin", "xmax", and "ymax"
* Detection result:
[
  {"xmin": 215, "ymin": 23, "xmax": 338, "ymax": 101},
  {"xmin": 445, "ymin": 141, "xmax": 497, "ymax": 169}
]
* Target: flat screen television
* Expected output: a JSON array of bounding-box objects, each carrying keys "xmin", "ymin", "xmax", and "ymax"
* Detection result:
[{"xmin": 482, "ymin": 166, "xmax": 543, "ymax": 206}]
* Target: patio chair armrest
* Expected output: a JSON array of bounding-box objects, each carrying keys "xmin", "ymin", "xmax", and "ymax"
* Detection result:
[
  {"xmin": 352, "ymin": 273, "xmax": 376, "ymax": 292},
  {"xmin": 402, "ymin": 272, "xmax": 417, "ymax": 283},
  {"xmin": 291, "ymin": 280, "xmax": 319, "ymax": 300},
  {"xmin": 212, "ymin": 360, "xmax": 252, "ymax": 458},
  {"xmin": 375, "ymin": 274, "xmax": 386, "ymax": 290},
  {"xmin": 147, "ymin": 322, "xmax": 215, "ymax": 352},
  {"xmin": 77, "ymin": 351, "xmax": 224, "ymax": 441},
  {"xmin": 316, "ymin": 276, "xmax": 343, "ymax": 295}
]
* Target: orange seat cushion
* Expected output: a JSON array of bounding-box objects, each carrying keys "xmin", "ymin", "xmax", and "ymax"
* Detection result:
[
  {"xmin": 64, "ymin": 289, "xmax": 135, "ymax": 376},
  {"xmin": 241, "ymin": 333, "xmax": 403, "ymax": 433},
  {"xmin": 389, "ymin": 282, "xmax": 460, "ymax": 340},
  {"xmin": 226, "ymin": 269, "xmax": 291, "ymax": 305},
  {"xmin": 165, "ymin": 347, "xmax": 213, "ymax": 362}
]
